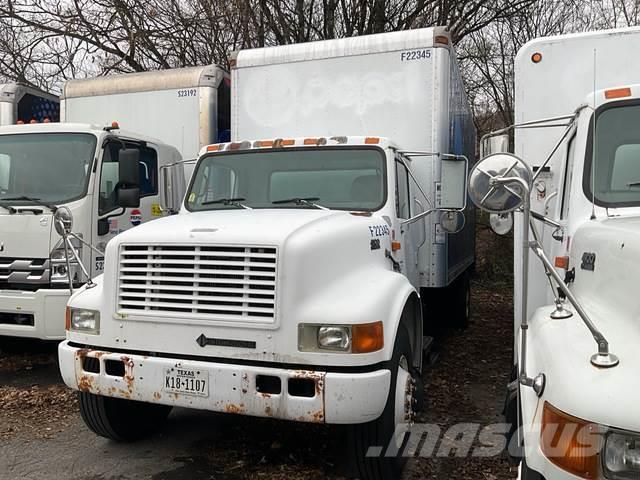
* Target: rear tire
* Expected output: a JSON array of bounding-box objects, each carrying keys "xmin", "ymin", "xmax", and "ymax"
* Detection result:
[
  {"xmin": 79, "ymin": 392, "xmax": 172, "ymax": 441},
  {"xmin": 348, "ymin": 327, "xmax": 418, "ymax": 480}
]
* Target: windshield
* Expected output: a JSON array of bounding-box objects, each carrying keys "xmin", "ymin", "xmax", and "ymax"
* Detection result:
[
  {"xmin": 584, "ymin": 102, "xmax": 640, "ymax": 207},
  {"xmin": 0, "ymin": 133, "xmax": 96, "ymax": 205},
  {"xmin": 186, "ymin": 147, "xmax": 387, "ymax": 211}
]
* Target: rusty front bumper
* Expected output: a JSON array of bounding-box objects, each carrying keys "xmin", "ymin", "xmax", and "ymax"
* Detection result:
[{"xmin": 58, "ymin": 341, "xmax": 391, "ymax": 425}]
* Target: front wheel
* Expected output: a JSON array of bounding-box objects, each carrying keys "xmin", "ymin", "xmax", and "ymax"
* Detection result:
[
  {"xmin": 79, "ymin": 392, "xmax": 172, "ymax": 441},
  {"xmin": 348, "ymin": 327, "xmax": 418, "ymax": 480}
]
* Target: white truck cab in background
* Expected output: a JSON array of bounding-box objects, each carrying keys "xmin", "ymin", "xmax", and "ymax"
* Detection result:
[
  {"xmin": 0, "ymin": 83, "xmax": 59, "ymax": 125},
  {"xmin": 0, "ymin": 123, "xmax": 182, "ymax": 340},
  {"xmin": 471, "ymin": 27, "xmax": 640, "ymax": 480},
  {"xmin": 58, "ymin": 28, "xmax": 474, "ymax": 479}
]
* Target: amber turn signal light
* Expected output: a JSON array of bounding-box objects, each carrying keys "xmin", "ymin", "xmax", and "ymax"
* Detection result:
[{"xmin": 352, "ymin": 321, "xmax": 384, "ymax": 353}]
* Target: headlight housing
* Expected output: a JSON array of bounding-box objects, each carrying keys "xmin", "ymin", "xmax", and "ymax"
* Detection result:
[
  {"xmin": 604, "ymin": 429, "xmax": 640, "ymax": 479},
  {"xmin": 298, "ymin": 321, "xmax": 383, "ymax": 353},
  {"xmin": 50, "ymin": 237, "xmax": 82, "ymax": 287},
  {"xmin": 66, "ymin": 307, "xmax": 100, "ymax": 334}
]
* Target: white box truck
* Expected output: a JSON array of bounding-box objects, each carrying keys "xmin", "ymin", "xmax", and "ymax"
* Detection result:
[
  {"xmin": 469, "ymin": 27, "xmax": 640, "ymax": 480},
  {"xmin": 61, "ymin": 65, "xmax": 231, "ymax": 179},
  {"xmin": 58, "ymin": 28, "xmax": 474, "ymax": 479},
  {"xmin": 0, "ymin": 83, "xmax": 59, "ymax": 125}
]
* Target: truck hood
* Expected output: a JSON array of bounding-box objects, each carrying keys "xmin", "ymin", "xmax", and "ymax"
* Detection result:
[
  {"xmin": 533, "ymin": 215, "xmax": 640, "ymax": 431},
  {"xmin": 110, "ymin": 209, "xmax": 351, "ymax": 248},
  {"xmin": 0, "ymin": 211, "xmax": 53, "ymax": 258}
]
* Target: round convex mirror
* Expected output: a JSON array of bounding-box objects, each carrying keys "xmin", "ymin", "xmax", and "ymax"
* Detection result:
[
  {"xmin": 54, "ymin": 206, "xmax": 73, "ymax": 236},
  {"xmin": 468, "ymin": 153, "xmax": 532, "ymax": 213},
  {"xmin": 489, "ymin": 212, "xmax": 514, "ymax": 235},
  {"xmin": 440, "ymin": 210, "xmax": 465, "ymax": 234}
]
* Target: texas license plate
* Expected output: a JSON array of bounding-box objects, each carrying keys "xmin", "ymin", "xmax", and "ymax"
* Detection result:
[{"xmin": 163, "ymin": 367, "xmax": 209, "ymax": 397}]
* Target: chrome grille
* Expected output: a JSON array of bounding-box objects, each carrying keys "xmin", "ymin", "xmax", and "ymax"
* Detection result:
[
  {"xmin": 118, "ymin": 245, "xmax": 277, "ymax": 323},
  {"xmin": 0, "ymin": 257, "xmax": 50, "ymax": 288}
]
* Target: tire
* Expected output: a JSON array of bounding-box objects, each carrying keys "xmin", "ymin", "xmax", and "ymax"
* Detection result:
[
  {"xmin": 450, "ymin": 272, "xmax": 471, "ymax": 330},
  {"xmin": 348, "ymin": 327, "xmax": 418, "ymax": 480},
  {"xmin": 79, "ymin": 392, "xmax": 172, "ymax": 441}
]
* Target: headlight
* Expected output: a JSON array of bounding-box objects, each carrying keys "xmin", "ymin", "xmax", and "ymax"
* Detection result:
[
  {"xmin": 66, "ymin": 307, "xmax": 100, "ymax": 334},
  {"xmin": 604, "ymin": 430, "xmax": 640, "ymax": 479},
  {"xmin": 50, "ymin": 238, "xmax": 82, "ymax": 286},
  {"xmin": 298, "ymin": 321, "xmax": 383, "ymax": 353}
]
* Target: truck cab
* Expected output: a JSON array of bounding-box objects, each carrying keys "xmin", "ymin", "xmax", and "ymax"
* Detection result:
[
  {"xmin": 0, "ymin": 122, "xmax": 182, "ymax": 340},
  {"xmin": 471, "ymin": 27, "xmax": 640, "ymax": 480}
]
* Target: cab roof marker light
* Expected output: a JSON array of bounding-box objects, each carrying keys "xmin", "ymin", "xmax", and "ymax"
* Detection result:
[
  {"xmin": 531, "ymin": 52, "xmax": 543, "ymax": 64},
  {"xmin": 330, "ymin": 136, "xmax": 348, "ymax": 144},
  {"xmin": 434, "ymin": 35, "xmax": 450, "ymax": 46},
  {"xmin": 206, "ymin": 144, "xmax": 222, "ymax": 152},
  {"xmin": 303, "ymin": 138, "xmax": 317, "ymax": 145},
  {"xmin": 316, "ymin": 137, "xmax": 327, "ymax": 146},
  {"xmin": 254, "ymin": 140, "xmax": 274, "ymax": 148},
  {"xmin": 364, "ymin": 137, "xmax": 380, "ymax": 144},
  {"xmin": 605, "ymin": 87, "xmax": 632, "ymax": 99}
]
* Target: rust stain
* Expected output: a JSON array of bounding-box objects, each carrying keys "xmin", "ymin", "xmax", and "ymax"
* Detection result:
[
  {"xmin": 264, "ymin": 406, "xmax": 273, "ymax": 417},
  {"xmin": 124, "ymin": 374, "xmax": 135, "ymax": 392},
  {"xmin": 77, "ymin": 375, "xmax": 94, "ymax": 392},
  {"xmin": 225, "ymin": 403, "xmax": 246, "ymax": 415},
  {"xmin": 120, "ymin": 356, "xmax": 135, "ymax": 368},
  {"xmin": 75, "ymin": 348, "xmax": 90, "ymax": 359},
  {"xmin": 153, "ymin": 392, "xmax": 162, "ymax": 401},
  {"xmin": 93, "ymin": 351, "xmax": 107, "ymax": 359},
  {"xmin": 260, "ymin": 392, "xmax": 271, "ymax": 398},
  {"xmin": 310, "ymin": 410, "xmax": 324, "ymax": 423}
]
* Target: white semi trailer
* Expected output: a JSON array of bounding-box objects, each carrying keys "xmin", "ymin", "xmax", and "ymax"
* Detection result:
[
  {"xmin": 0, "ymin": 83, "xmax": 59, "ymax": 125},
  {"xmin": 58, "ymin": 28, "xmax": 475, "ymax": 479},
  {"xmin": 61, "ymin": 65, "xmax": 231, "ymax": 179},
  {"xmin": 470, "ymin": 27, "xmax": 640, "ymax": 480}
]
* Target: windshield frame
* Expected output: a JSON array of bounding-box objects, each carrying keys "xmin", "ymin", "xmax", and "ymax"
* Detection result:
[
  {"xmin": 0, "ymin": 131, "xmax": 98, "ymax": 206},
  {"xmin": 184, "ymin": 145, "xmax": 389, "ymax": 213},
  {"xmin": 583, "ymin": 98, "xmax": 640, "ymax": 209}
]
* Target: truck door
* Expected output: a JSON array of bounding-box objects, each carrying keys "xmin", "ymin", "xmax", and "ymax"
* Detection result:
[
  {"xmin": 92, "ymin": 140, "xmax": 160, "ymax": 276},
  {"xmin": 395, "ymin": 158, "xmax": 420, "ymax": 288}
]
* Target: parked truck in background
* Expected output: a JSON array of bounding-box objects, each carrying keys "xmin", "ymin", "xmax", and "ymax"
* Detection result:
[
  {"xmin": 0, "ymin": 82, "xmax": 59, "ymax": 125},
  {"xmin": 61, "ymin": 65, "xmax": 231, "ymax": 179},
  {"xmin": 58, "ymin": 28, "xmax": 475, "ymax": 479},
  {"xmin": 470, "ymin": 26, "xmax": 640, "ymax": 480},
  {"xmin": 0, "ymin": 65, "xmax": 231, "ymax": 341}
]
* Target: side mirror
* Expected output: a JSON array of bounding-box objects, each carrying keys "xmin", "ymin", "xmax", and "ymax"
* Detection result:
[
  {"xmin": 119, "ymin": 148, "xmax": 140, "ymax": 185},
  {"xmin": 437, "ymin": 155, "xmax": 468, "ymax": 210},
  {"xmin": 468, "ymin": 153, "xmax": 532, "ymax": 213},
  {"xmin": 159, "ymin": 163, "xmax": 187, "ymax": 214},
  {"xmin": 480, "ymin": 134, "xmax": 510, "ymax": 159},
  {"xmin": 489, "ymin": 212, "xmax": 514, "ymax": 235},
  {"xmin": 117, "ymin": 148, "xmax": 140, "ymax": 208}
]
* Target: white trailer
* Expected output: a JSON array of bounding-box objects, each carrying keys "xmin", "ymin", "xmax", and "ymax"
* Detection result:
[
  {"xmin": 470, "ymin": 27, "xmax": 640, "ymax": 480},
  {"xmin": 61, "ymin": 65, "xmax": 231, "ymax": 179},
  {"xmin": 58, "ymin": 28, "xmax": 474, "ymax": 479},
  {"xmin": 0, "ymin": 83, "xmax": 59, "ymax": 125}
]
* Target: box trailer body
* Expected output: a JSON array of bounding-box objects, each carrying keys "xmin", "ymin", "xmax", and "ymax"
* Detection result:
[
  {"xmin": 58, "ymin": 28, "xmax": 474, "ymax": 480},
  {"xmin": 0, "ymin": 123, "xmax": 182, "ymax": 340},
  {"xmin": 61, "ymin": 66, "xmax": 230, "ymax": 179},
  {"xmin": 0, "ymin": 83, "xmax": 59, "ymax": 125},
  {"xmin": 232, "ymin": 31, "xmax": 476, "ymax": 289},
  {"xmin": 475, "ymin": 27, "xmax": 640, "ymax": 480}
]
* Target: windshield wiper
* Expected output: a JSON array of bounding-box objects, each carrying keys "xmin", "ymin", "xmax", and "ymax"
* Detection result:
[
  {"xmin": 0, "ymin": 196, "xmax": 58, "ymax": 212},
  {"xmin": 272, "ymin": 197, "xmax": 329, "ymax": 210},
  {"xmin": 201, "ymin": 197, "xmax": 252, "ymax": 209}
]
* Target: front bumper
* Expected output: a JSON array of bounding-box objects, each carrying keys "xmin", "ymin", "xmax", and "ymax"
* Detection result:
[
  {"xmin": 59, "ymin": 341, "xmax": 391, "ymax": 424},
  {"xmin": 0, "ymin": 288, "xmax": 69, "ymax": 340}
]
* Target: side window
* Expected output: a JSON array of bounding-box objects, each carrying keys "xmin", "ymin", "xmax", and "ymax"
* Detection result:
[
  {"xmin": 99, "ymin": 143, "xmax": 158, "ymax": 215},
  {"xmin": 561, "ymin": 135, "xmax": 576, "ymax": 219},
  {"xmin": 395, "ymin": 160, "xmax": 411, "ymax": 219}
]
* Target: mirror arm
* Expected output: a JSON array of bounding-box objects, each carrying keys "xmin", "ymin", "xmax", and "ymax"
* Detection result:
[
  {"xmin": 529, "ymin": 241, "xmax": 619, "ymax": 367},
  {"xmin": 400, "ymin": 209, "xmax": 436, "ymax": 232},
  {"xmin": 68, "ymin": 232, "xmax": 104, "ymax": 256},
  {"xmin": 530, "ymin": 210, "xmax": 562, "ymax": 229}
]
